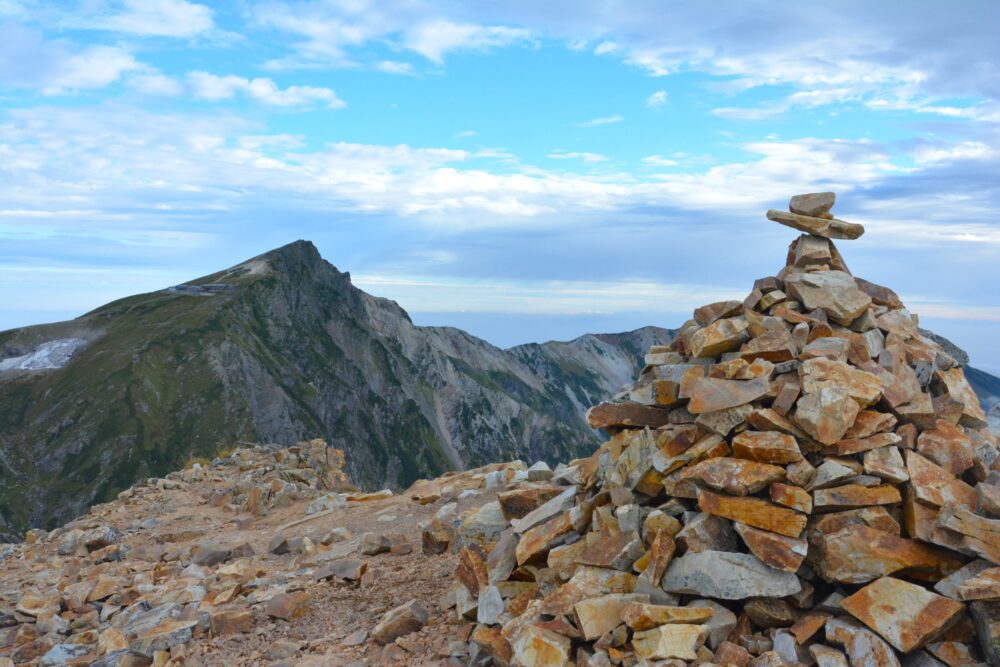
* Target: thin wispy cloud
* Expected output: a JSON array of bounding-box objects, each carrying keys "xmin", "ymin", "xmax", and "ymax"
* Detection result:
[
  {"xmin": 646, "ymin": 90, "xmax": 668, "ymax": 108},
  {"xmin": 578, "ymin": 114, "xmax": 623, "ymax": 127}
]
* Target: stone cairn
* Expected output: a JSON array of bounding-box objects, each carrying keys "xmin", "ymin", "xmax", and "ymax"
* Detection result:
[{"xmin": 455, "ymin": 193, "xmax": 1000, "ymax": 666}]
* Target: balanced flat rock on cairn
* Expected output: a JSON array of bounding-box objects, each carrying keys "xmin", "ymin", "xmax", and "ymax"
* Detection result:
[
  {"xmin": 767, "ymin": 192, "xmax": 864, "ymax": 240},
  {"xmin": 452, "ymin": 193, "xmax": 1000, "ymax": 667}
]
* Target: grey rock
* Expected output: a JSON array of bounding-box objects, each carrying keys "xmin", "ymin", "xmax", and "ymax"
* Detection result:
[
  {"xmin": 662, "ymin": 550, "xmax": 801, "ymax": 599},
  {"xmin": 789, "ymin": 192, "xmax": 835, "ymax": 217},
  {"xmin": 192, "ymin": 541, "xmax": 231, "ymax": 567},
  {"xmin": 359, "ymin": 532, "xmax": 390, "ymax": 555},
  {"xmin": 476, "ymin": 585, "xmax": 504, "ymax": 625},
  {"xmin": 527, "ymin": 461, "xmax": 554, "ymax": 481},
  {"xmin": 41, "ymin": 643, "xmax": 92, "ymax": 666},
  {"xmin": 687, "ymin": 599, "xmax": 737, "ymax": 649},
  {"xmin": 934, "ymin": 559, "xmax": 993, "ymax": 599}
]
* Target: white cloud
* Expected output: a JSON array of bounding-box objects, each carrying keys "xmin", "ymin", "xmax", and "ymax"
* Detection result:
[
  {"xmin": 641, "ymin": 155, "xmax": 678, "ymax": 167},
  {"xmin": 42, "ymin": 45, "xmax": 141, "ymax": 94},
  {"xmin": 593, "ymin": 40, "xmax": 618, "ymax": 55},
  {"xmin": 127, "ymin": 71, "xmax": 184, "ymax": 96},
  {"xmin": 578, "ymin": 114, "xmax": 623, "ymax": 127},
  {"xmin": 97, "ymin": 0, "xmax": 214, "ymax": 38},
  {"xmin": 403, "ymin": 20, "xmax": 533, "ymax": 63},
  {"xmin": 375, "ymin": 60, "xmax": 415, "ymax": 75},
  {"xmin": 354, "ymin": 273, "xmax": 745, "ymax": 315},
  {"xmin": 646, "ymin": 90, "xmax": 668, "ymax": 108},
  {"xmin": 454, "ymin": 130, "xmax": 477, "ymax": 139},
  {"xmin": 547, "ymin": 150, "xmax": 607, "ymax": 163},
  {"xmin": 187, "ymin": 72, "xmax": 346, "ymax": 108},
  {"xmin": 911, "ymin": 141, "xmax": 995, "ymax": 164},
  {"xmin": 1, "ymin": 105, "xmax": 997, "ymax": 248}
]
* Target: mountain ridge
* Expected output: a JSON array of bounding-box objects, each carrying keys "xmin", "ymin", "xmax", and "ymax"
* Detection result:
[
  {"xmin": 2, "ymin": 240, "xmax": 997, "ymax": 540},
  {"xmin": 0, "ymin": 241, "xmax": 672, "ymax": 538}
]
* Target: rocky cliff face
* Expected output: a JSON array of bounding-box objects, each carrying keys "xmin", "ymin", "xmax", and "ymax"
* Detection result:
[{"xmin": 0, "ymin": 241, "xmax": 672, "ymax": 537}]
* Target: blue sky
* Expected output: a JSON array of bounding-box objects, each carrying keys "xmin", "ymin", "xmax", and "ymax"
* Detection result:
[{"xmin": 3, "ymin": 1, "xmax": 1000, "ymax": 371}]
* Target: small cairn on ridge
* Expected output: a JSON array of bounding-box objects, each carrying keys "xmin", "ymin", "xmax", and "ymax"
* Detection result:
[{"xmin": 454, "ymin": 193, "xmax": 1000, "ymax": 666}]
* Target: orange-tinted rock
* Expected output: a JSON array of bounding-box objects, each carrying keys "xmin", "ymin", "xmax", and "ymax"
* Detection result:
[
  {"xmin": 265, "ymin": 591, "xmax": 310, "ymax": 621},
  {"xmin": 740, "ymin": 329, "xmax": 797, "ymax": 363},
  {"xmin": 732, "ymin": 430, "xmax": 803, "ymax": 464},
  {"xmin": 935, "ymin": 367, "xmax": 988, "ymax": 429},
  {"xmin": 689, "ymin": 318, "xmax": 750, "ymax": 359},
  {"xmin": 905, "ymin": 450, "xmax": 977, "ymax": 509},
  {"xmin": 733, "ymin": 522, "xmax": 807, "ymax": 572},
  {"xmin": 895, "ymin": 391, "xmax": 939, "ymax": 430},
  {"xmin": 516, "ymin": 510, "xmax": 581, "ymax": 566},
  {"xmin": 653, "ymin": 432, "xmax": 728, "ymax": 475},
  {"xmin": 574, "ymin": 593, "xmax": 649, "ymax": 640},
  {"xmin": 622, "ymin": 603, "xmax": 714, "ymax": 631},
  {"xmin": 688, "ymin": 378, "xmax": 769, "ymax": 414},
  {"xmin": 800, "ymin": 357, "xmax": 882, "ymax": 406},
  {"xmin": 767, "ymin": 209, "xmax": 864, "ymax": 240},
  {"xmin": 769, "ymin": 482, "xmax": 813, "ymax": 513},
  {"xmin": 633, "ymin": 624, "xmax": 709, "ymax": 661},
  {"xmin": 715, "ymin": 640, "xmax": 754, "ymax": 667},
  {"xmin": 935, "ymin": 505, "xmax": 1000, "ymax": 564},
  {"xmin": 825, "ymin": 617, "xmax": 900, "ymax": 667},
  {"xmin": 679, "ymin": 457, "xmax": 785, "ymax": 496},
  {"xmin": 789, "ymin": 611, "xmax": 832, "ymax": 644},
  {"xmin": 957, "ymin": 566, "xmax": 1000, "ymax": 600},
  {"xmin": 372, "ymin": 600, "xmax": 428, "ymax": 645},
  {"xmin": 812, "ymin": 484, "xmax": 901, "ymax": 512},
  {"xmin": 497, "ymin": 485, "xmax": 565, "ymax": 521},
  {"xmin": 788, "ymin": 233, "xmax": 834, "ymax": 267},
  {"xmin": 855, "ymin": 277, "xmax": 903, "ymax": 309},
  {"xmin": 694, "ymin": 301, "xmax": 743, "ymax": 327},
  {"xmin": 630, "ymin": 377, "xmax": 685, "ymax": 407},
  {"xmin": 811, "ymin": 506, "xmax": 901, "ymax": 538},
  {"xmin": 697, "ymin": 489, "xmax": 807, "ymax": 538},
  {"xmin": 747, "ymin": 407, "xmax": 817, "ymax": 445},
  {"xmin": 794, "ymin": 387, "xmax": 861, "ymax": 445},
  {"xmin": 815, "ymin": 525, "xmax": 964, "ymax": 584},
  {"xmin": 210, "ymin": 609, "xmax": 252, "ymax": 636},
  {"xmin": 643, "ymin": 529, "xmax": 676, "ymax": 587},
  {"xmin": 772, "ymin": 376, "xmax": 801, "ymax": 416},
  {"xmin": 784, "ymin": 270, "xmax": 871, "ymax": 325},
  {"xmin": 537, "ymin": 566, "xmax": 636, "ymax": 616},
  {"xmin": 863, "ymin": 446, "xmax": 908, "ymax": 484},
  {"xmin": 587, "ymin": 401, "xmax": 672, "ymax": 430},
  {"xmin": 510, "ymin": 625, "xmax": 573, "ymax": 667},
  {"xmin": 828, "ymin": 432, "xmax": 901, "ymax": 456},
  {"xmin": 845, "ymin": 410, "xmax": 897, "ymax": 439},
  {"xmin": 841, "ymin": 576, "xmax": 965, "ymax": 652},
  {"xmin": 917, "ymin": 421, "xmax": 975, "ymax": 476},
  {"xmin": 457, "ymin": 545, "xmax": 490, "ymax": 595},
  {"xmin": 470, "ymin": 625, "xmax": 513, "ymax": 665},
  {"xmin": 575, "ymin": 531, "xmax": 643, "ymax": 571}
]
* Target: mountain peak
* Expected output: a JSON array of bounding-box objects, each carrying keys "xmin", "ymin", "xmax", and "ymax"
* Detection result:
[{"xmin": 257, "ymin": 239, "xmax": 324, "ymax": 269}]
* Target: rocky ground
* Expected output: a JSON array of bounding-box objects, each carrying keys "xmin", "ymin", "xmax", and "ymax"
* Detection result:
[{"xmin": 0, "ymin": 439, "xmax": 520, "ymax": 666}]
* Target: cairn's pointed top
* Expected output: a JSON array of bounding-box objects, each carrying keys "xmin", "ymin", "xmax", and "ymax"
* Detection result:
[{"xmin": 766, "ymin": 191, "xmax": 864, "ymax": 240}]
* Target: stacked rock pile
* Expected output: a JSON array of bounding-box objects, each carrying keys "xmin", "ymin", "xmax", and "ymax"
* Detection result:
[
  {"xmin": 199, "ymin": 438, "xmax": 357, "ymax": 515},
  {"xmin": 455, "ymin": 193, "xmax": 1000, "ymax": 666}
]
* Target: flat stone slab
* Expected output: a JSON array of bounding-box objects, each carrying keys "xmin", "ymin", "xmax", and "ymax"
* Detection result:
[
  {"xmin": 767, "ymin": 209, "xmax": 864, "ymax": 240},
  {"xmin": 661, "ymin": 550, "xmax": 801, "ymax": 599},
  {"xmin": 841, "ymin": 576, "xmax": 965, "ymax": 653}
]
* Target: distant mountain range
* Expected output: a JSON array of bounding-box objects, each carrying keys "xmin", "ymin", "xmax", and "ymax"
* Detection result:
[
  {"xmin": 0, "ymin": 241, "xmax": 671, "ymax": 537},
  {"xmin": 2, "ymin": 240, "xmax": 997, "ymax": 539}
]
